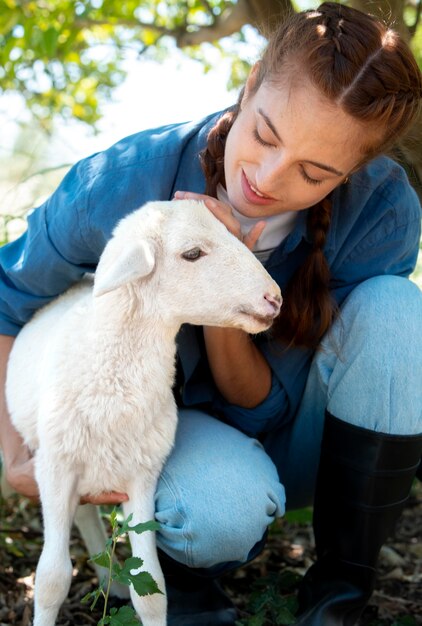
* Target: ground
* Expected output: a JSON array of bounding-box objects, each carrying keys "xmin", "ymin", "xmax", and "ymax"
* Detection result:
[{"xmin": 0, "ymin": 482, "xmax": 421, "ymax": 626}]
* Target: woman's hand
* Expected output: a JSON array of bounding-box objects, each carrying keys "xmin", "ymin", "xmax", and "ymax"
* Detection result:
[
  {"xmin": 80, "ymin": 492, "xmax": 129, "ymax": 505},
  {"xmin": 4, "ymin": 445, "xmax": 128, "ymax": 505},
  {"xmin": 174, "ymin": 190, "xmax": 266, "ymax": 251},
  {"xmin": 4, "ymin": 445, "xmax": 39, "ymax": 500}
]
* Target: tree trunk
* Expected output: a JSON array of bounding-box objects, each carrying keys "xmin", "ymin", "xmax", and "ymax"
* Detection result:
[
  {"xmin": 176, "ymin": 0, "xmax": 294, "ymax": 46},
  {"xmin": 395, "ymin": 113, "xmax": 422, "ymax": 200},
  {"xmin": 245, "ymin": 0, "xmax": 294, "ymax": 34}
]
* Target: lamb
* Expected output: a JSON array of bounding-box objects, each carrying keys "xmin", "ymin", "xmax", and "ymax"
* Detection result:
[{"xmin": 5, "ymin": 199, "xmax": 282, "ymax": 626}]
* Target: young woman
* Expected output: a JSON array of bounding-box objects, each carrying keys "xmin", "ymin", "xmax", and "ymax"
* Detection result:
[{"xmin": 1, "ymin": 3, "xmax": 421, "ymax": 625}]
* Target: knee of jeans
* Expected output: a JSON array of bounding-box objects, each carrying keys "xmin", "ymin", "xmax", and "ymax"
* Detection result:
[
  {"xmin": 340, "ymin": 276, "xmax": 421, "ymax": 336},
  {"xmin": 155, "ymin": 445, "xmax": 285, "ymax": 569},
  {"xmin": 325, "ymin": 275, "xmax": 422, "ymax": 363},
  {"xmin": 324, "ymin": 276, "xmax": 422, "ymax": 435}
]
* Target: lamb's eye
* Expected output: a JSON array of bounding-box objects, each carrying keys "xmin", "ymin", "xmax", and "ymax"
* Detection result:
[{"xmin": 181, "ymin": 247, "xmax": 204, "ymax": 261}]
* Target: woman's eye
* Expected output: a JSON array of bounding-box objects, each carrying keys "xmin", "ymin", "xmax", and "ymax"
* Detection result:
[
  {"xmin": 253, "ymin": 128, "xmax": 275, "ymax": 148},
  {"xmin": 300, "ymin": 167, "xmax": 323, "ymax": 186},
  {"xmin": 181, "ymin": 247, "xmax": 205, "ymax": 261}
]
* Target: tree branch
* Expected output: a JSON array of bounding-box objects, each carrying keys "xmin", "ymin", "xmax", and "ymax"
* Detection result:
[
  {"xmin": 74, "ymin": 17, "xmax": 173, "ymax": 37},
  {"xmin": 71, "ymin": 1, "xmax": 296, "ymax": 48},
  {"xmin": 409, "ymin": 0, "xmax": 421, "ymax": 36},
  {"xmin": 176, "ymin": 1, "xmax": 250, "ymax": 47},
  {"xmin": 198, "ymin": 0, "xmax": 215, "ymax": 16}
]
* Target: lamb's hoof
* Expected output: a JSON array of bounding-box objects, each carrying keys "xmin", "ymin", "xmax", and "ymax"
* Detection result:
[{"xmin": 166, "ymin": 579, "xmax": 237, "ymax": 625}]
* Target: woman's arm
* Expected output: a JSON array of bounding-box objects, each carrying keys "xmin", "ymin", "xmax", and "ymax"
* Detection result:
[
  {"xmin": 203, "ymin": 326, "xmax": 272, "ymax": 407},
  {"xmin": 0, "ymin": 334, "xmax": 39, "ymax": 499}
]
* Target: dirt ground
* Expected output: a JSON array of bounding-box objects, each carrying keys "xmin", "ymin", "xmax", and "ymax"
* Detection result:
[{"xmin": 0, "ymin": 482, "xmax": 421, "ymax": 626}]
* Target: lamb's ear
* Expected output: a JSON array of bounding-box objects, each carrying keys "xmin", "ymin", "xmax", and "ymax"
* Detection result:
[{"xmin": 93, "ymin": 238, "xmax": 156, "ymax": 297}]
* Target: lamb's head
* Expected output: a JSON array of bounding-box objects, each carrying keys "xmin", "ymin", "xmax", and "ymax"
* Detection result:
[{"xmin": 94, "ymin": 200, "xmax": 282, "ymax": 334}]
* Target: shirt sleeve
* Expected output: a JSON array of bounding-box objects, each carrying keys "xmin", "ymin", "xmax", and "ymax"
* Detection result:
[
  {"xmin": 328, "ymin": 167, "xmax": 421, "ymax": 306},
  {"xmin": 214, "ymin": 340, "xmax": 313, "ymax": 437},
  {"xmin": 212, "ymin": 372, "xmax": 290, "ymax": 437},
  {"xmin": 0, "ymin": 158, "xmax": 97, "ymax": 336}
]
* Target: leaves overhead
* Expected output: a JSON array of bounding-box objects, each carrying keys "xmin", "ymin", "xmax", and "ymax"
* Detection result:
[
  {"xmin": 0, "ymin": 0, "xmax": 264, "ymax": 127},
  {"xmin": 0, "ymin": 0, "xmax": 420, "ymax": 129}
]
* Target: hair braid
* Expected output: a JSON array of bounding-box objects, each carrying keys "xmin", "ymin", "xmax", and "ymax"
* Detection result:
[
  {"xmin": 200, "ymin": 104, "xmax": 240, "ymax": 197},
  {"xmin": 274, "ymin": 198, "xmax": 338, "ymax": 347}
]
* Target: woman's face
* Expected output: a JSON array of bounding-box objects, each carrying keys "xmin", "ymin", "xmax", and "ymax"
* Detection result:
[{"xmin": 224, "ymin": 77, "xmax": 367, "ymax": 218}]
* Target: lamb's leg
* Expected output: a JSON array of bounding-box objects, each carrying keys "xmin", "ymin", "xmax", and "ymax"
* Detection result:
[
  {"xmin": 123, "ymin": 478, "xmax": 167, "ymax": 626},
  {"xmin": 33, "ymin": 455, "xmax": 79, "ymax": 626},
  {"xmin": 74, "ymin": 504, "xmax": 130, "ymax": 599}
]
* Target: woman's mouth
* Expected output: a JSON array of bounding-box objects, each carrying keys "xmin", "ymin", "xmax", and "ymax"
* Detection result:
[{"xmin": 241, "ymin": 171, "xmax": 276, "ymax": 205}]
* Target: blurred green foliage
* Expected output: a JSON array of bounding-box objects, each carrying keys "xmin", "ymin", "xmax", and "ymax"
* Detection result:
[
  {"xmin": 0, "ymin": 0, "xmax": 256, "ymax": 128},
  {"xmin": 1, "ymin": 1, "xmax": 420, "ymax": 129}
]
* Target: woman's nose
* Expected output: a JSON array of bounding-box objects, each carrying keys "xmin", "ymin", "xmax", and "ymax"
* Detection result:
[{"xmin": 256, "ymin": 154, "xmax": 289, "ymax": 191}]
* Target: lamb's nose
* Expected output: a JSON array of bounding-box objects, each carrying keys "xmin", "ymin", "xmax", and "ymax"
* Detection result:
[{"xmin": 264, "ymin": 292, "xmax": 282, "ymax": 315}]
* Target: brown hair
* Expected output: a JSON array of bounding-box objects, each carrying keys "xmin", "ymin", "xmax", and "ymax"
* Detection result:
[{"xmin": 201, "ymin": 2, "xmax": 422, "ymax": 348}]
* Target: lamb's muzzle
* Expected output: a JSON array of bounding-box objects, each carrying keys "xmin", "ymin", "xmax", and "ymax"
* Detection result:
[{"xmin": 264, "ymin": 291, "xmax": 282, "ymax": 314}]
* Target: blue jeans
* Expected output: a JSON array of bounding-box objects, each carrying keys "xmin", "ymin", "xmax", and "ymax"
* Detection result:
[{"xmin": 155, "ymin": 276, "xmax": 422, "ymax": 568}]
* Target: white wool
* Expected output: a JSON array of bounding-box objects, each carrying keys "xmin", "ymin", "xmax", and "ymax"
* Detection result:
[{"xmin": 5, "ymin": 199, "xmax": 281, "ymax": 626}]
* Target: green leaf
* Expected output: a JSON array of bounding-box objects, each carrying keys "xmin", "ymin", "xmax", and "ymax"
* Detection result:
[
  {"xmin": 110, "ymin": 507, "xmax": 119, "ymax": 531},
  {"xmin": 392, "ymin": 618, "xmax": 418, "ymax": 626},
  {"xmin": 114, "ymin": 556, "xmax": 144, "ymax": 577},
  {"xmin": 89, "ymin": 550, "xmax": 111, "ymax": 569},
  {"xmin": 237, "ymin": 615, "xmax": 266, "ymax": 626},
  {"xmin": 113, "ymin": 557, "xmax": 163, "ymax": 597},
  {"xmin": 275, "ymin": 605, "xmax": 297, "ymax": 625},
  {"xmin": 107, "ymin": 605, "xmax": 141, "ymax": 625},
  {"xmin": 43, "ymin": 26, "xmax": 59, "ymax": 56},
  {"xmin": 130, "ymin": 570, "xmax": 163, "ymax": 597},
  {"xmin": 131, "ymin": 520, "xmax": 161, "ymax": 533},
  {"xmin": 277, "ymin": 570, "xmax": 302, "ymax": 592},
  {"xmin": 283, "ymin": 507, "xmax": 313, "ymax": 525},
  {"xmin": 81, "ymin": 586, "xmax": 103, "ymax": 610},
  {"xmin": 119, "ymin": 519, "xmax": 161, "ymax": 537}
]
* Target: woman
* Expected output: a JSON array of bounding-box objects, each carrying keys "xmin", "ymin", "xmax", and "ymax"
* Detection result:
[{"xmin": 0, "ymin": 3, "xmax": 421, "ymax": 625}]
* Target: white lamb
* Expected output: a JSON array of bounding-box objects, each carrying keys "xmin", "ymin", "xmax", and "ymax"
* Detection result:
[{"xmin": 5, "ymin": 199, "xmax": 282, "ymax": 626}]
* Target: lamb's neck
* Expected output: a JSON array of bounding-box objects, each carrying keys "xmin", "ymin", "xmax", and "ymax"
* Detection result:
[{"xmin": 89, "ymin": 291, "xmax": 180, "ymax": 382}]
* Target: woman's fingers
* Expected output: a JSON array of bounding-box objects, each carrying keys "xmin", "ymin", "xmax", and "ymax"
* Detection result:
[
  {"xmin": 174, "ymin": 190, "xmax": 211, "ymax": 202},
  {"xmin": 80, "ymin": 492, "xmax": 129, "ymax": 505},
  {"xmin": 174, "ymin": 190, "xmax": 267, "ymax": 250},
  {"xmin": 174, "ymin": 191, "xmax": 242, "ymax": 239},
  {"xmin": 243, "ymin": 221, "xmax": 267, "ymax": 251},
  {"xmin": 5, "ymin": 451, "xmax": 39, "ymax": 501}
]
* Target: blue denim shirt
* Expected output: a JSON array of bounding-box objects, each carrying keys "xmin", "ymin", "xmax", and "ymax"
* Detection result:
[{"xmin": 1, "ymin": 111, "xmax": 421, "ymax": 435}]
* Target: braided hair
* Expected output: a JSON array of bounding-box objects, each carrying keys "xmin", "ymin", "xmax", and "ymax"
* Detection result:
[{"xmin": 200, "ymin": 2, "xmax": 422, "ymax": 348}]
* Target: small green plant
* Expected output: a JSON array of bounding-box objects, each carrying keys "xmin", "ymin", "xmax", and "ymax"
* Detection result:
[
  {"xmin": 81, "ymin": 508, "xmax": 162, "ymax": 626},
  {"xmin": 235, "ymin": 570, "xmax": 302, "ymax": 626},
  {"xmin": 366, "ymin": 618, "xmax": 418, "ymax": 626}
]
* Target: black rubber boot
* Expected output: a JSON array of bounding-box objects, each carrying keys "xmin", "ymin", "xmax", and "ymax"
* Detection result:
[
  {"xmin": 416, "ymin": 458, "xmax": 422, "ymax": 481},
  {"xmin": 296, "ymin": 411, "xmax": 422, "ymax": 626},
  {"xmin": 158, "ymin": 549, "xmax": 238, "ymax": 626}
]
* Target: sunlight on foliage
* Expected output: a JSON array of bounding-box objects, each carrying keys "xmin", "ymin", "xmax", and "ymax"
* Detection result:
[{"xmin": 1, "ymin": 1, "xmax": 419, "ymax": 128}]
